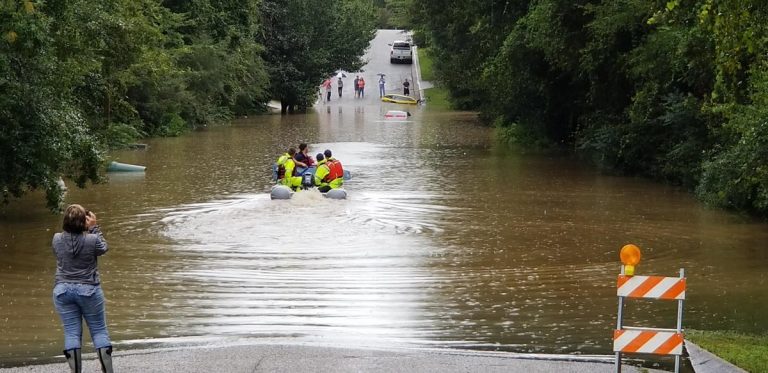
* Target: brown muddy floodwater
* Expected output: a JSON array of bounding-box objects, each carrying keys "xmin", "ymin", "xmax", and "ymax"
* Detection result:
[{"xmin": 1, "ymin": 104, "xmax": 767, "ymax": 368}]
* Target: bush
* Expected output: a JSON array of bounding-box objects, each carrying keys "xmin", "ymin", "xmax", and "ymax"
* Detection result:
[
  {"xmin": 698, "ymin": 66, "xmax": 768, "ymax": 216},
  {"xmin": 103, "ymin": 122, "xmax": 144, "ymax": 148},
  {"xmin": 157, "ymin": 113, "xmax": 188, "ymax": 137},
  {"xmin": 495, "ymin": 117, "xmax": 554, "ymax": 150}
]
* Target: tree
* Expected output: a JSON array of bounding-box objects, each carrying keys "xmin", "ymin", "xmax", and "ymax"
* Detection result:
[
  {"xmin": 259, "ymin": 0, "xmax": 376, "ymax": 114},
  {"xmin": 410, "ymin": 0, "xmax": 526, "ymax": 110},
  {"xmin": 410, "ymin": 0, "xmax": 768, "ymax": 215},
  {"xmin": 162, "ymin": 0, "xmax": 269, "ymax": 124},
  {"xmin": 1, "ymin": 1, "xmax": 102, "ymax": 210}
]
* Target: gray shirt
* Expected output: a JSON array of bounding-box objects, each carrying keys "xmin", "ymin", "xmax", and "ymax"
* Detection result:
[{"xmin": 52, "ymin": 226, "xmax": 108, "ymax": 285}]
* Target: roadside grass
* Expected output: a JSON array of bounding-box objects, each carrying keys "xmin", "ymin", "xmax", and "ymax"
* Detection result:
[
  {"xmin": 417, "ymin": 47, "xmax": 451, "ymax": 110},
  {"xmin": 417, "ymin": 47, "xmax": 435, "ymax": 82},
  {"xmin": 423, "ymin": 87, "xmax": 451, "ymax": 110},
  {"xmin": 686, "ymin": 329, "xmax": 768, "ymax": 373}
]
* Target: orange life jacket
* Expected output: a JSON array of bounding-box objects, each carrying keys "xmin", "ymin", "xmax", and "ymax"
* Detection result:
[{"xmin": 326, "ymin": 159, "xmax": 344, "ymax": 181}]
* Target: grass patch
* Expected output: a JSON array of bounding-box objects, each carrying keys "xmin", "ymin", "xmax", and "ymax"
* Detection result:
[
  {"xmin": 417, "ymin": 47, "xmax": 452, "ymax": 110},
  {"xmin": 423, "ymin": 87, "xmax": 451, "ymax": 110},
  {"xmin": 417, "ymin": 47, "xmax": 435, "ymax": 82},
  {"xmin": 686, "ymin": 329, "xmax": 768, "ymax": 373}
]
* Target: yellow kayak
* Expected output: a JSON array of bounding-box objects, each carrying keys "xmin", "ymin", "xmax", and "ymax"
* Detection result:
[{"xmin": 381, "ymin": 94, "xmax": 418, "ymax": 105}]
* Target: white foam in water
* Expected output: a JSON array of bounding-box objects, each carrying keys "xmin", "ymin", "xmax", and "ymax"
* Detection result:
[{"xmin": 290, "ymin": 188, "xmax": 328, "ymax": 204}]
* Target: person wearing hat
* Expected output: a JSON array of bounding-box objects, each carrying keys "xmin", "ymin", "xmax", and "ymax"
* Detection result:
[
  {"xmin": 313, "ymin": 153, "xmax": 332, "ymax": 193},
  {"xmin": 323, "ymin": 149, "xmax": 344, "ymax": 190}
]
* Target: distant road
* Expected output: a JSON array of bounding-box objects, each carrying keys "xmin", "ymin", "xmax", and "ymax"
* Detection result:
[{"xmin": 320, "ymin": 29, "xmax": 415, "ymax": 105}]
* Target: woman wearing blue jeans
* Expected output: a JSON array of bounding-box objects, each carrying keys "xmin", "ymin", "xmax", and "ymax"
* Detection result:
[{"xmin": 52, "ymin": 204, "xmax": 113, "ymax": 373}]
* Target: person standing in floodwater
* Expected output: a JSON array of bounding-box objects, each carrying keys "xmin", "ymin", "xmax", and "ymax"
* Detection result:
[
  {"xmin": 323, "ymin": 79, "xmax": 332, "ymax": 102},
  {"xmin": 337, "ymin": 77, "xmax": 344, "ymax": 98},
  {"xmin": 52, "ymin": 204, "xmax": 114, "ymax": 373},
  {"xmin": 358, "ymin": 77, "xmax": 366, "ymax": 98},
  {"xmin": 353, "ymin": 76, "xmax": 360, "ymax": 98},
  {"xmin": 378, "ymin": 76, "xmax": 386, "ymax": 97},
  {"xmin": 403, "ymin": 78, "xmax": 410, "ymax": 96}
]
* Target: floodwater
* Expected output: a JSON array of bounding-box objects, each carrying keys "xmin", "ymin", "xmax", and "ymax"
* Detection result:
[{"xmin": 1, "ymin": 31, "xmax": 767, "ymax": 368}]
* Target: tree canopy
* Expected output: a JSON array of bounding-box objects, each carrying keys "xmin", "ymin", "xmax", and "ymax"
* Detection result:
[
  {"xmin": 0, "ymin": 0, "xmax": 376, "ymax": 209},
  {"xmin": 410, "ymin": 0, "xmax": 768, "ymax": 216},
  {"xmin": 260, "ymin": 0, "xmax": 376, "ymax": 113}
]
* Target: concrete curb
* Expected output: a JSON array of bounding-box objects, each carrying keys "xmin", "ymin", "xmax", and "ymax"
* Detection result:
[
  {"xmin": 412, "ymin": 45, "xmax": 424, "ymax": 103},
  {"xmin": 685, "ymin": 340, "xmax": 747, "ymax": 373}
]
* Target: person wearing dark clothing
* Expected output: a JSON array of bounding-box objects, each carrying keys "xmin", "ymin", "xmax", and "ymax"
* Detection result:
[
  {"xmin": 403, "ymin": 78, "xmax": 411, "ymax": 96},
  {"xmin": 294, "ymin": 143, "xmax": 315, "ymax": 169},
  {"xmin": 52, "ymin": 204, "xmax": 114, "ymax": 373},
  {"xmin": 337, "ymin": 77, "xmax": 344, "ymax": 97}
]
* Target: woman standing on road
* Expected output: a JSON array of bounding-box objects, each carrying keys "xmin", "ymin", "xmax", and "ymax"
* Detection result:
[
  {"xmin": 358, "ymin": 77, "xmax": 366, "ymax": 98},
  {"xmin": 52, "ymin": 204, "xmax": 114, "ymax": 373},
  {"xmin": 323, "ymin": 78, "xmax": 333, "ymax": 102}
]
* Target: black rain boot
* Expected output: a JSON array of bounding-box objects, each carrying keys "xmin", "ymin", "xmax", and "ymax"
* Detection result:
[
  {"xmin": 63, "ymin": 349, "xmax": 82, "ymax": 373},
  {"xmin": 97, "ymin": 346, "xmax": 114, "ymax": 373}
]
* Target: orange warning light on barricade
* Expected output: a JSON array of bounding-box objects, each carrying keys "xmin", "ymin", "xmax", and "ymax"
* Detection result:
[{"xmin": 620, "ymin": 244, "xmax": 641, "ymax": 276}]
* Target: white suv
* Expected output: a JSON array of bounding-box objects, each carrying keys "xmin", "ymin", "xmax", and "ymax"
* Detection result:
[{"xmin": 389, "ymin": 41, "xmax": 412, "ymax": 64}]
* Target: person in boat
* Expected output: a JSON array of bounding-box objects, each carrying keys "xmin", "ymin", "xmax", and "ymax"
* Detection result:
[
  {"xmin": 323, "ymin": 149, "xmax": 344, "ymax": 190},
  {"xmin": 293, "ymin": 143, "xmax": 314, "ymax": 169},
  {"xmin": 276, "ymin": 148, "xmax": 302, "ymax": 190},
  {"xmin": 313, "ymin": 153, "xmax": 332, "ymax": 193}
]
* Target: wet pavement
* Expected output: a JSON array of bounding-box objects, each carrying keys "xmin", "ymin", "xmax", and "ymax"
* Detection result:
[{"xmin": 0, "ymin": 343, "xmax": 665, "ymax": 373}]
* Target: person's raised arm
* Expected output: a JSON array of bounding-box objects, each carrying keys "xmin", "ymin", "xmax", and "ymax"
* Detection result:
[{"xmin": 86, "ymin": 211, "xmax": 109, "ymax": 256}]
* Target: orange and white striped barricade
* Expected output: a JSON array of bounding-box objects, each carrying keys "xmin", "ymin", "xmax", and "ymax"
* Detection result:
[{"xmin": 614, "ymin": 267, "xmax": 686, "ymax": 373}]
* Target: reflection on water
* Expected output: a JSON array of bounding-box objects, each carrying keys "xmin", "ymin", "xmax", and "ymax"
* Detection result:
[{"xmin": 1, "ymin": 107, "xmax": 767, "ymax": 367}]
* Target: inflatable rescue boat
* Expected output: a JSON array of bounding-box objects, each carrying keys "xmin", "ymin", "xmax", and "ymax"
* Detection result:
[{"xmin": 270, "ymin": 165, "xmax": 351, "ymax": 200}]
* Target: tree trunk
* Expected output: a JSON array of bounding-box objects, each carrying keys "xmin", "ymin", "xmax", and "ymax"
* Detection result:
[{"xmin": 281, "ymin": 101, "xmax": 288, "ymax": 115}]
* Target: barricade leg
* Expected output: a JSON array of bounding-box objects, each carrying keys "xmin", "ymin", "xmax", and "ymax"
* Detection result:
[
  {"xmin": 674, "ymin": 268, "xmax": 685, "ymax": 373},
  {"xmin": 615, "ymin": 267, "xmax": 625, "ymax": 373}
]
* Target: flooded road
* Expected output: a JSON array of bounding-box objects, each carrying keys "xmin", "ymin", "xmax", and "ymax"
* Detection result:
[{"xmin": 1, "ymin": 30, "xmax": 767, "ymax": 367}]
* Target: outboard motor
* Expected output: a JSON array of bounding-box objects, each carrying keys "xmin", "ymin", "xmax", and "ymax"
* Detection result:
[{"xmin": 301, "ymin": 173, "xmax": 314, "ymax": 190}]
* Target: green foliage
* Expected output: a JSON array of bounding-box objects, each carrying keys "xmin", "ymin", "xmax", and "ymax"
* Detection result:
[
  {"xmin": 1, "ymin": 0, "xmax": 374, "ymax": 209},
  {"xmin": 103, "ymin": 122, "xmax": 144, "ymax": 149},
  {"xmin": 494, "ymin": 118, "xmax": 553, "ymax": 150},
  {"xmin": 372, "ymin": 0, "xmax": 411, "ymax": 29},
  {"xmin": 417, "ymin": 47, "xmax": 435, "ymax": 81},
  {"xmin": 687, "ymin": 330, "xmax": 768, "ymax": 373},
  {"xmin": 157, "ymin": 113, "xmax": 187, "ymax": 138},
  {"xmin": 483, "ymin": 0, "xmax": 587, "ymax": 144},
  {"xmin": 413, "ymin": 0, "xmax": 768, "ymax": 215},
  {"xmin": 260, "ymin": 0, "xmax": 376, "ymax": 113},
  {"xmin": 384, "ymin": 0, "xmax": 410, "ymax": 29},
  {"xmin": 698, "ymin": 64, "xmax": 768, "ymax": 215},
  {"xmin": 165, "ymin": 0, "xmax": 269, "ymax": 123},
  {"xmin": 423, "ymin": 87, "xmax": 451, "ymax": 111},
  {"xmin": 410, "ymin": 0, "xmax": 526, "ymax": 110},
  {"xmin": 0, "ymin": 1, "xmax": 103, "ymax": 210}
]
